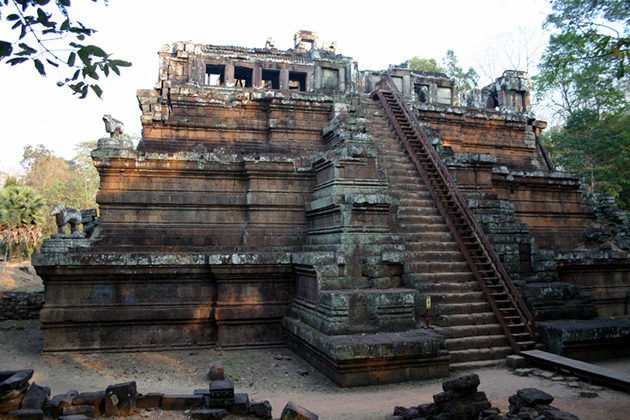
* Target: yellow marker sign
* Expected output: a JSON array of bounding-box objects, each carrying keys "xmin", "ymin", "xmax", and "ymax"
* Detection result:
[{"xmin": 426, "ymin": 296, "xmax": 431, "ymax": 309}]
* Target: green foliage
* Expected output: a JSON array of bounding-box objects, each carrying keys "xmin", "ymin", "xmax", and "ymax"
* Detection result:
[
  {"xmin": 0, "ymin": 185, "xmax": 45, "ymax": 260},
  {"xmin": 537, "ymin": 0, "xmax": 630, "ymax": 121},
  {"xmin": 19, "ymin": 142, "xmax": 99, "ymax": 237},
  {"xmin": 408, "ymin": 56, "xmax": 443, "ymax": 73},
  {"xmin": 442, "ymin": 49, "xmax": 479, "ymax": 94},
  {"xmin": 544, "ymin": 0, "xmax": 630, "ymax": 79},
  {"xmin": 0, "ymin": 0, "xmax": 131, "ymax": 98},
  {"xmin": 544, "ymin": 109, "xmax": 630, "ymax": 208},
  {"xmin": 0, "ymin": 185, "xmax": 45, "ymax": 228},
  {"xmin": 407, "ymin": 50, "xmax": 479, "ymax": 95}
]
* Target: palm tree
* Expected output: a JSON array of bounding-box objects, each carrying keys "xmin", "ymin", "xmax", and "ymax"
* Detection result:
[{"xmin": 0, "ymin": 186, "xmax": 46, "ymax": 269}]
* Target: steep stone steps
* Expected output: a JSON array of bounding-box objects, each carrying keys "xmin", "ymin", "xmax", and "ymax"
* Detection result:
[
  {"xmin": 405, "ymin": 250, "xmax": 467, "ymax": 263},
  {"xmin": 358, "ymin": 96, "xmax": 512, "ymax": 370}
]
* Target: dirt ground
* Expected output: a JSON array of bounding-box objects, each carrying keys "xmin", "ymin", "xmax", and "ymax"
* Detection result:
[
  {"xmin": 0, "ymin": 261, "xmax": 44, "ymax": 292},
  {"xmin": 1, "ymin": 264, "xmax": 630, "ymax": 420}
]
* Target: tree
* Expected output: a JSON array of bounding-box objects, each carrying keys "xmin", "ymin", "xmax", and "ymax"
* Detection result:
[
  {"xmin": 0, "ymin": 185, "xmax": 45, "ymax": 264},
  {"xmin": 19, "ymin": 143, "xmax": 99, "ymax": 237},
  {"xmin": 407, "ymin": 50, "xmax": 480, "ymax": 95},
  {"xmin": 0, "ymin": 0, "xmax": 131, "ymax": 98},
  {"xmin": 543, "ymin": 0, "xmax": 630, "ymax": 79},
  {"xmin": 408, "ymin": 56, "xmax": 443, "ymax": 73},
  {"xmin": 442, "ymin": 49, "xmax": 479, "ymax": 95},
  {"xmin": 544, "ymin": 109, "xmax": 630, "ymax": 208}
]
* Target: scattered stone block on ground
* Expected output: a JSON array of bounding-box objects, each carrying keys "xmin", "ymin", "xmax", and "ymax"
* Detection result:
[
  {"xmin": 280, "ymin": 400, "xmax": 318, "ymax": 420},
  {"xmin": 105, "ymin": 382, "xmax": 136, "ymax": 416}
]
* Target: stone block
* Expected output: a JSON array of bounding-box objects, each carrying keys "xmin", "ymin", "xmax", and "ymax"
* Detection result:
[
  {"xmin": 161, "ymin": 395, "xmax": 204, "ymax": 411},
  {"xmin": 516, "ymin": 388, "xmax": 554, "ymax": 406},
  {"xmin": 46, "ymin": 390, "xmax": 78, "ymax": 417},
  {"xmin": 136, "ymin": 393, "xmax": 163, "ymax": 409},
  {"xmin": 20, "ymin": 384, "xmax": 50, "ymax": 410},
  {"xmin": 189, "ymin": 408, "xmax": 229, "ymax": 419},
  {"xmin": 105, "ymin": 382, "xmax": 136, "ymax": 416},
  {"xmin": 0, "ymin": 396, "xmax": 26, "ymax": 415},
  {"xmin": 61, "ymin": 405, "xmax": 95, "ymax": 417},
  {"xmin": 208, "ymin": 381, "xmax": 234, "ymax": 399},
  {"xmin": 58, "ymin": 415, "xmax": 91, "ymax": 420},
  {"xmin": 250, "ymin": 400, "xmax": 272, "ymax": 419},
  {"xmin": 208, "ymin": 364, "xmax": 225, "ymax": 381},
  {"xmin": 505, "ymin": 355, "xmax": 527, "ymax": 369},
  {"xmin": 442, "ymin": 373, "xmax": 480, "ymax": 392},
  {"xmin": 0, "ymin": 370, "xmax": 33, "ymax": 394},
  {"xmin": 231, "ymin": 393, "xmax": 250, "ymax": 415},
  {"xmin": 2, "ymin": 409, "xmax": 43, "ymax": 420},
  {"xmin": 72, "ymin": 391, "xmax": 104, "ymax": 407},
  {"xmin": 280, "ymin": 400, "xmax": 318, "ymax": 420}
]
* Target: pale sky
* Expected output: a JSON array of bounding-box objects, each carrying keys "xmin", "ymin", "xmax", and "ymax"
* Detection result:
[{"xmin": 0, "ymin": 0, "xmax": 552, "ymax": 173}]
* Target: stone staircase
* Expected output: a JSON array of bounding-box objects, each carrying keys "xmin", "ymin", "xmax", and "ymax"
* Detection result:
[{"xmin": 360, "ymin": 98, "xmax": 513, "ymax": 369}]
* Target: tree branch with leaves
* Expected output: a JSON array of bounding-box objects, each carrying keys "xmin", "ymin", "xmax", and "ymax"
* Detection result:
[{"xmin": 0, "ymin": 0, "xmax": 131, "ymax": 98}]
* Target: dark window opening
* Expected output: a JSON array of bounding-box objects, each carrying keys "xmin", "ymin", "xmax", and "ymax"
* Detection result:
[
  {"xmin": 262, "ymin": 69, "xmax": 280, "ymax": 89},
  {"xmin": 289, "ymin": 72, "xmax": 307, "ymax": 91},
  {"xmin": 234, "ymin": 66, "xmax": 253, "ymax": 88},
  {"xmin": 414, "ymin": 84, "xmax": 429, "ymax": 103},
  {"xmin": 486, "ymin": 94, "xmax": 498, "ymax": 110},
  {"xmin": 206, "ymin": 64, "xmax": 225, "ymax": 86}
]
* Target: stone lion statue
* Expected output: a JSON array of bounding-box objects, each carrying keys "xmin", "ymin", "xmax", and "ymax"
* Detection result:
[
  {"xmin": 50, "ymin": 204, "xmax": 83, "ymax": 235},
  {"xmin": 103, "ymin": 114, "xmax": 125, "ymax": 139}
]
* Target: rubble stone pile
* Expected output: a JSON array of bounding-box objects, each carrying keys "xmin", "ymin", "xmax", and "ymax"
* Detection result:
[
  {"xmin": 387, "ymin": 373, "xmax": 580, "ymax": 420},
  {"xmin": 0, "ymin": 368, "xmax": 318, "ymax": 420}
]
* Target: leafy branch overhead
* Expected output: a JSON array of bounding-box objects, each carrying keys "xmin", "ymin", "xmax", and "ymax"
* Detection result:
[
  {"xmin": 543, "ymin": 0, "xmax": 630, "ymax": 79},
  {"xmin": 0, "ymin": 0, "xmax": 131, "ymax": 98}
]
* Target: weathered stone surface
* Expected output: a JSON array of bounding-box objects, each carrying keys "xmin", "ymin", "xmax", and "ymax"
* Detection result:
[
  {"xmin": 136, "ymin": 393, "xmax": 162, "ymax": 409},
  {"xmin": 516, "ymin": 388, "xmax": 554, "ymax": 406},
  {"xmin": 231, "ymin": 393, "xmax": 250, "ymax": 416},
  {"xmin": 250, "ymin": 400, "xmax": 272, "ymax": 419},
  {"xmin": 505, "ymin": 355, "xmax": 527, "ymax": 369},
  {"xmin": 105, "ymin": 382, "xmax": 136, "ymax": 416},
  {"xmin": 60, "ymin": 405, "xmax": 95, "ymax": 417},
  {"xmin": 208, "ymin": 364, "xmax": 224, "ymax": 381},
  {"xmin": 0, "ymin": 370, "xmax": 33, "ymax": 394},
  {"xmin": 280, "ymin": 400, "xmax": 318, "ymax": 420},
  {"xmin": 538, "ymin": 318, "xmax": 630, "ymax": 361},
  {"xmin": 188, "ymin": 408, "xmax": 229, "ymax": 420},
  {"xmin": 2, "ymin": 409, "xmax": 43, "ymax": 420},
  {"xmin": 20, "ymin": 384, "xmax": 50, "ymax": 410},
  {"xmin": 441, "ymin": 373, "xmax": 480, "ymax": 392},
  {"xmin": 161, "ymin": 395, "xmax": 204, "ymax": 411}
]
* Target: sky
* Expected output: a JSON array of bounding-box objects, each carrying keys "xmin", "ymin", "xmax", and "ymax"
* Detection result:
[{"xmin": 0, "ymin": 0, "xmax": 553, "ymax": 173}]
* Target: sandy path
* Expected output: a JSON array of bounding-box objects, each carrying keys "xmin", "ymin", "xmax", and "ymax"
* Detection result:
[{"xmin": 2, "ymin": 319, "xmax": 630, "ymax": 420}]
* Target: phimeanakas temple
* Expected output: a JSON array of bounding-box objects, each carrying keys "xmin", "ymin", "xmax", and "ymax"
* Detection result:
[{"xmin": 32, "ymin": 31, "xmax": 630, "ymax": 387}]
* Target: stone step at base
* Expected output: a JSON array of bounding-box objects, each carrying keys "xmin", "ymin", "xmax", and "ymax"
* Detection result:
[
  {"xmin": 436, "ymin": 302, "xmax": 491, "ymax": 315},
  {"xmin": 398, "ymin": 214, "xmax": 445, "ymax": 223},
  {"xmin": 427, "ymin": 291, "xmax": 485, "ymax": 305},
  {"xmin": 405, "ymin": 241, "xmax": 460, "ymax": 252},
  {"xmin": 433, "ymin": 324, "xmax": 504, "ymax": 339},
  {"xmin": 436, "ymin": 312, "xmax": 498, "ymax": 327},
  {"xmin": 405, "ymin": 232, "xmax": 456, "ymax": 243},
  {"xmin": 448, "ymin": 346, "xmax": 513, "ymax": 364},
  {"xmin": 400, "ymin": 223, "xmax": 451, "ymax": 233},
  {"xmin": 398, "ymin": 204, "xmax": 440, "ymax": 214},
  {"xmin": 406, "ymin": 261, "xmax": 470, "ymax": 274},
  {"xmin": 404, "ymin": 272, "xmax": 475, "ymax": 284},
  {"xmin": 411, "ymin": 281, "xmax": 480, "ymax": 294},
  {"xmin": 445, "ymin": 334, "xmax": 510, "ymax": 351},
  {"xmin": 449, "ymin": 359, "xmax": 507, "ymax": 372},
  {"xmin": 405, "ymin": 250, "xmax": 467, "ymax": 263}
]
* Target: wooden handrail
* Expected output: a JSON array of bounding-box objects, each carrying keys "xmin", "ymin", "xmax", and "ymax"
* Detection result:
[{"xmin": 372, "ymin": 74, "xmax": 535, "ymax": 352}]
